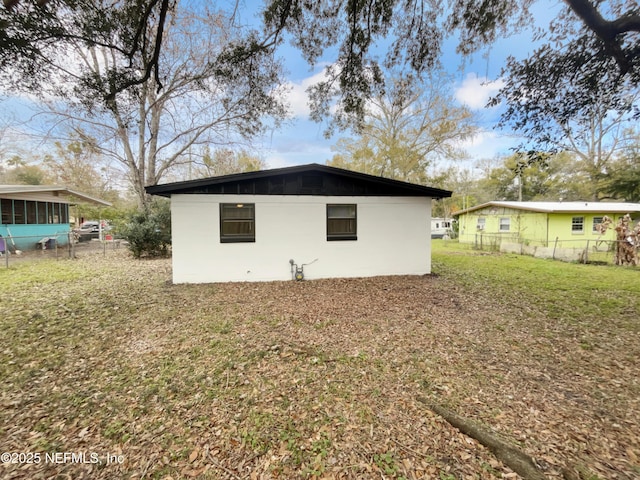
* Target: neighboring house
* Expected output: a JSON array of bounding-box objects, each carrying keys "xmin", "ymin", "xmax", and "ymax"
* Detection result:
[
  {"xmin": 146, "ymin": 163, "xmax": 451, "ymax": 283},
  {"xmin": 0, "ymin": 185, "xmax": 111, "ymax": 251},
  {"xmin": 455, "ymin": 201, "xmax": 640, "ymax": 249}
]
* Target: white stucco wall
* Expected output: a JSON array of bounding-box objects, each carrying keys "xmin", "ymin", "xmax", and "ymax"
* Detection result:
[{"xmin": 170, "ymin": 194, "xmax": 432, "ymax": 283}]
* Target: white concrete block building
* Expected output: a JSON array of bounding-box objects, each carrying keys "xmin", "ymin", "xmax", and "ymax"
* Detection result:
[{"xmin": 146, "ymin": 164, "xmax": 451, "ymax": 283}]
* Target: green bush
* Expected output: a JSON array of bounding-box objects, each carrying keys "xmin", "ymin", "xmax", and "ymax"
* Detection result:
[{"xmin": 119, "ymin": 200, "xmax": 171, "ymax": 258}]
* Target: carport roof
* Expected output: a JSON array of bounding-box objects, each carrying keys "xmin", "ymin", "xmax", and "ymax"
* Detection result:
[{"xmin": 0, "ymin": 185, "xmax": 112, "ymax": 206}]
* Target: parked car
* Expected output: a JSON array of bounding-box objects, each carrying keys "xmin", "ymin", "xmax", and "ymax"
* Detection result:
[
  {"xmin": 79, "ymin": 221, "xmax": 111, "ymax": 232},
  {"xmin": 75, "ymin": 221, "xmax": 111, "ymax": 241},
  {"xmin": 79, "ymin": 221, "xmax": 99, "ymax": 233}
]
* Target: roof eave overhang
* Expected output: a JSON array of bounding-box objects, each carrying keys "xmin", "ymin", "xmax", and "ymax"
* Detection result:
[
  {"xmin": 0, "ymin": 185, "xmax": 112, "ymax": 206},
  {"xmin": 64, "ymin": 189, "xmax": 112, "ymax": 206},
  {"xmin": 145, "ymin": 163, "xmax": 452, "ymax": 199},
  {"xmin": 454, "ymin": 201, "xmax": 640, "ymax": 216}
]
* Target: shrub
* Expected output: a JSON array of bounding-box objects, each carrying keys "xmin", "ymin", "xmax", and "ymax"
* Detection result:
[{"xmin": 119, "ymin": 200, "xmax": 171, "ymax": 258}]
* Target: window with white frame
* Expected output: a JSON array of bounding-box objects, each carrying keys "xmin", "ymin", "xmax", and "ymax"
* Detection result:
[
  {"xmin": 572, "ymin": 216, "xmax": 584, "ymax": 233},
  {"xmin": 476, "ymin": 217, "xmax": 486, "ymax": 230},
  {"xmin": 499, "ymin": 217, "xmax": 510, "ymax": 231}
]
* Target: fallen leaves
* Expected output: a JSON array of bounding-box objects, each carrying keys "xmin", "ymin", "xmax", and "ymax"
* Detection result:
[{"xmin": 0, "ymin": 250, "xmax": 638, "ymax": 479}]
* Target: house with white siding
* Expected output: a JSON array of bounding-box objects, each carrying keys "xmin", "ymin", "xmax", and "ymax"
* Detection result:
[{"xmin": 146, "ymin": 163, "xmax": 451, "ymax": 283}]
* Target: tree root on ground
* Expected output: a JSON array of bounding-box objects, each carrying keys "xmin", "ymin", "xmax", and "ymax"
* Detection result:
[
  {"xmin": 560, "ymin": 463, "xmax": 600, "ymax": 480},
  {"xmin": 417, "ymin": 397, "xmax": 548, "ymax": 480}
]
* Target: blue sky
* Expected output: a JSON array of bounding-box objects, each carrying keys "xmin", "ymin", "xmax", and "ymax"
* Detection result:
[
  {"xmin": 0, "ymin": 0, "xmax": 562, "ymax": 176},
  {"xmin": 248, "ymin": 0, "xmax": 563, "ymax": 171}
]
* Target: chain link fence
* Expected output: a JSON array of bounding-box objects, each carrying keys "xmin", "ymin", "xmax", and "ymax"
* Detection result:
[
  {"xmin": 0, "ymin": 233, "xmax": 126, "ymax": 268},
  {"xmin": 469, "ymin": 233, "xmax": 638, "ymax": 265}
]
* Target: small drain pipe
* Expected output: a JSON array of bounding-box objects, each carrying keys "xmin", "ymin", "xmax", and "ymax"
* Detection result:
[{"xmin": 289, "ymin": 258, "xmax": 318, "ymax": 281}]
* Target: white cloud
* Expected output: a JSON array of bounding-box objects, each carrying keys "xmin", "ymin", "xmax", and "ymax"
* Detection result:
[
  {"xmin": 455, "ymin": 129, "xmax": 522, "ymax": 161},
  {"xmin": 263, "ymin": 153, "xmax": 293, "ymax": 169},
  {"xmin": 285, "ymin": 66, "xmax": 332, "ymax": 118},
  {"xmin": 264, "ymin": 149, "xmax": 324, "ymax": 169},
  {"xmin": 263, "ymin": 137, "xmax": 334, "ymax": 169},
  {"xmin": 285, "ymin": 82, "xmax": 311, "ymax": 118},
  {"xmin": 455, "ymin": 73, "xmax": 505, "ymax": 110}
]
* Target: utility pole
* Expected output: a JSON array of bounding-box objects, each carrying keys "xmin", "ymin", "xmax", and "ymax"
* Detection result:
[{"xmin": 517, "ymin": 170, "xmax": 523, "ymax": 202}]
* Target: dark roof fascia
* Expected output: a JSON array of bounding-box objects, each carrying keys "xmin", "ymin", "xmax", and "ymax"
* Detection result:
[{"xmin": 145, "ymin": 163, "xmax": 452, "ymax": 198}]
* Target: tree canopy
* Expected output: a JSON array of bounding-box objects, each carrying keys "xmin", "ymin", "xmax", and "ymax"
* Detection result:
[
  {"xmin": 3, "ymin": 0, "xmax": 639, "ymax": 207},
  {"xmin": 3, "ymin": 1, "xmax": 288, "ymax": 207},
  {"xmin": 476, "ymin": 152, "xmax": 591, "ymax": 202},
  {"xmin": 0, "ymin": 0, "xmax": 172, "ymax": 104},
  {"xmin": 604, "ymin": 130, "xmax": 640, "ymax": 202},
  {"xmin": 3, "ymin": 1, "xmax": 638, "ymax": 127},
  {"xmin": 257, "ymin": 0, "xmax": 639, "ymax": 131},
  {"xmin": 327, "ymin": 73, "xmax": 477, "ymax": 183},
  {"xmin": 493, "ymin": 1, "xmax": 639, "ymax": 151}
]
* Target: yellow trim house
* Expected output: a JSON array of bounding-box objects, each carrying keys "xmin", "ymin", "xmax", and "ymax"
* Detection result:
[{"xmin": 455, "ymin": 201, "xmax": 640, "ymax": 250}]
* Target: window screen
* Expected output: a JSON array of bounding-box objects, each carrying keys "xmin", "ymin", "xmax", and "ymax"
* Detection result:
[
  {"xmin": 13, "ymin": 200, "xmax": 25, "ymax": 224},
  {"xmin": 1, "ymin": 199, "xmax": 12, "ymax": 224},
  {"xmin": 37, "ymin": 202, "xmax": 47, "ymax": 224},
  {"xmin": 327, "ymin": 204, "xmax": 357, "ymax": 241},
  {"xmin": 26, "ymin": 201, "xmax": 37, "ymax": 224},
  {"xmin": 220, "ymin": 203, "xmax": 255, "ymax": 243}
]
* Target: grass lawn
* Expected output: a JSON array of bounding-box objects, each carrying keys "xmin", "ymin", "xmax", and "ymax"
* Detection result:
[{"xmin": 0, "ymin": 243, "xmax": 638, "ymax": 479}]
